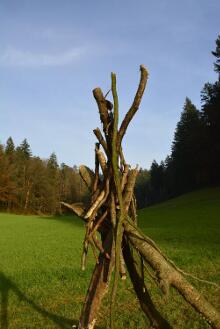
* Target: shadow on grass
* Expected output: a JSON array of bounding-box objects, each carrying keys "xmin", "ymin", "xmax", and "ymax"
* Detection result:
[{"xmin": 0, "ymin": 272, "xmax": 105, "ymax": 329}]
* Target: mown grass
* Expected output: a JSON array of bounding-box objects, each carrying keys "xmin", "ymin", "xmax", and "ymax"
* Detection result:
[{"xmin": 0, "ymin": 187, "xmax": 220, "ymax": 328}]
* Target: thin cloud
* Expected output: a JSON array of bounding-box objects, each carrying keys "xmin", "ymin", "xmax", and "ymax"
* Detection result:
[{"xmin": 0, "ymin": 47, "xmax": 85, "ymax": 67}]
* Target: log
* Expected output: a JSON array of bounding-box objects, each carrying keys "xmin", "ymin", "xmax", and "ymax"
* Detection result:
[
  {"xmin": 124, "ymin": 220, "xmax": 220, "ymax": 329},
  {"xmin": 123, "ymin": 238, "xmax": 172, "ymax": 329}
]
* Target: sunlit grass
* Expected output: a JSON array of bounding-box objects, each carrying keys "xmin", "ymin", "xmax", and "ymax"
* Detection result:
[{"xmin": 0, "ymin": 187, "xmax": 219, "ymax": 328}]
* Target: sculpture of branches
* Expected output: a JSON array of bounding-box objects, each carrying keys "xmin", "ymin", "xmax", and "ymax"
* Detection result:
[{"xmin": 62, "ymin": 65, "xmax": 220, "ymax": 329}]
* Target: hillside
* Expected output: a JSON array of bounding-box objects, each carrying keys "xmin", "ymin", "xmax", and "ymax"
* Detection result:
[{"xmin": 138, "ymin": 187, "xmax": 220, "ymax": 267}]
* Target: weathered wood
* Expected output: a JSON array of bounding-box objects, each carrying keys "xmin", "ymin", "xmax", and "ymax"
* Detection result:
[
  {"xmin": 121, "ymin": 164, "xmax": 129, "ymax": 191},
  {"xmin": 92, "ymin": 143, "xmax": 100, "ymax": 200},
  {"xmin": 117, "ymin": 65, "xmax": 149, "ymax": 149},
  {"xmin": 124, "ymin": 219, "xmax": 220, "ymax": 329},
  {"xmin": 79, "ymin": 166, "xmax": 95, "ymax": 191},
  {"xmin": 95, "ymin": 146, "xmax": 107, "ymax": 176},
  {"xmin": 123, "ymin": 168, "xmax": 139, "ymax": 212},
  {"xmin": 93, "ymin": 128, "xmax": 108, "ymax": 155},
  {"xmin": 62, "ymin": 65, "xmax": 220, "ymax": 329},
  {"xmin": 123, "ymin": 238, "xmax": 172, "ymax": 329},
  {"xmin": 93, "ymin": 88, "xmax": 111, "ymax": 136},
  {"xmin": 78, "ymin": 231, "xmax": 114, "ymax": 329},
  {"xmin": 60, "ymin": 202, "xmax": 86, "ymax": 218},
  {"xmin": 110, "ymin": 72, "xmax": 125, "ymax": 329}
]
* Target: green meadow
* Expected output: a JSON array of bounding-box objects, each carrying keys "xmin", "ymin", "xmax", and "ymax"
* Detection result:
[{"xmin": 0, "ymin": 188, "xmax": 220, "ymax": 328}]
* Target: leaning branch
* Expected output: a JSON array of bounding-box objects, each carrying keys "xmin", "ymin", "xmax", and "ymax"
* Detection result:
[
  {"xmin": 124, "ymin": 220, "xmax": 220, "ymax": 329},
  {"xmin": 117, "ymin": 65, "xmax": 148, "ymax": 149}
]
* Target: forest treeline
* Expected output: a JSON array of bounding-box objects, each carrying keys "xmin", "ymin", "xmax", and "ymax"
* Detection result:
[
  {"xmin": 136, "ymin": 35, "xmax": 220, "ymax": 207},
  {"xmin": 0, "ymin": 141, "xmax": 89, "ymax": 214},
  {"xmin": 0, "ymin": 36, "xmax": 219, "ymax": 213}
]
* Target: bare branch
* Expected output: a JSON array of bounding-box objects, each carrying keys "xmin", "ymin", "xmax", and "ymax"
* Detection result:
[
  {"xmin": 119, "ymin": 250, "xmax": 127, "ymax": 280},
  {"xmin": 60, "ymin": 202, "xmax": 87, "ymax": 219},
  {"xmin": 90, "ymin": 210, "xmax": 108, "ymax": 236},
  {"xmin": 78, "ymin": 232, "xmax": 114, "ymax": 329},
  {"xmin": 121, "ymin": 164, "xmax": 129, "ymax": 191},
  {"xmin": 93, "ymin": 88, "xmax": 110, "ymax": 135},
  {"xmin": 93, "ymin": 128, "xmax": 108, "ymax": 155},
  {"xmin": 123, "ymin": 240, "xmax": 172, "ymax": 329},
  {"xmin": 85, "ymin": 190, "xmax": 105, "ymax": 219},
  {"xmin": 95, "ymin": 145, "xmax": 107, "ymax": 175},
  {"xmin": 92, "ymin": 143, "xmax": 100, "ymax": 202},
  {"xmin": 117, "ymin": 65, "xmax": 149, "ymax": 148},
  {"xmin": 124, "ymin": 220, "xmax": 220, "ymax": 329},
  {"xmin": 123, "ymin": 168, "xmax": 139, "ymax": 212},
  {"xmin": 79, "ymin": 165, "xmax": 95, "ymax": 191}
]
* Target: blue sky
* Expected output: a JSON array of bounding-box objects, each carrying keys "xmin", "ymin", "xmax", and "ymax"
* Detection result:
[{"xmin": 0, "ymin": 0, "xmax": 219, "ymax": 169}]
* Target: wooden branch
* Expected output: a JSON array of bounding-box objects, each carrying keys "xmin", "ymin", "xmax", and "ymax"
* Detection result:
[
  {"xmin": 123, "ymin": 239, "xmax": 172, "ymax": 329},
  {"xmin": 124, "ymin": 220, "xmax": 220, "ymax": 329},
  {"xmin": 119, "ymin": 249, "xmax": 126, "ymax": 280},
  {"xmin": 90, "ymin": 238, "xmax": 100, "ymax": 264},
  {"xmin": 92, "ymin": 143, "xmax": 100, "ymax": 203},
  {"xmin": 110, "ymin": 192, "xmax": 116, "ymax": 228},
  {"xmin": 79, "ymin": 165, "xmax": 95, "ymax": 191},
  {"xmin": 119, "ymin": 147, "xmax": 126, "ymax": 169},
  {"xmin": 78, "ymin": 231, "xmax": 114, "ymax": 329},
  {"xmin": 60, "ymin": 202, "xmax": 87, "ymax": 219},
  {"xmin": 123, "ymin": 168, "xmax": 138, "ymax": 212},
  {"xmin": 85, "ymin": 190, "xmax": 105, "ymax": 219},
  {"xmin": 121, "ymin": 164, "xmax": 129, "ymax": 191},
  {"xmin": 95, "ymin": 146, "xmax": 107, "ymax": 175},
  {"xmin": 89, "ymin": 210, "xmax": 108, "ymax": 236},
  {"xmin": 85, "ymin": 176, "xmax": 110, "ymax": 221},
  {"xmin": 81, "ymin": 241, "xmax": 88, "ymax": 271},
  {"xmin": 92, "ymin": 234, "xmax": 110, "ymax": 259},
  {"xmin": 93, "ymin": 128, "xmax": 108, "ymax": 155},
  {"xmin": 117, "ymin": 65, "xmax": 149, "ymax": 148},
  {"xmin": 110, "ymin": 72, "xmax": 125, "ymax": 329},
  {"xmin": 93, "ymin": 88, "xmax": 110, "ymax": 135},
  {"xmin": 129, "ymin": 195, "xmax": 137, "ymax": 224}
]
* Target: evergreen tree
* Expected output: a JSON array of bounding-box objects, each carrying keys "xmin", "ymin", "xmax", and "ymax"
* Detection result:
[
  {"xmin": 171, "ymin": 98, "xmax": 202, "ymax": 192},
  {"xmin": 5, "ymin": 137, "xmax": 15, "ymax": 155},
  {"xmin": 0, "ymin": 144, "xmax": 17, "ymax": 208},
  {"xmin": 134, "ymin": 168, "xmax": 150, "ymax": 208},
  {"xmin": 46, "ymin": 152, "xmax": 60, "ymax": 214},
  {"xmin": 13, "ymin": 139, "xmax": 32, "ymax": 210},
  {"xmin": 28, "ymin": 157, "xmax": 50, "ymax": 213},
  {"xmin": 201, "ymin": 36, "xmax": 220, "ymax": 184},
  {"xmin": 17, "ymin": 138, "xmax": 32, "ymax": 159},
  {"xmin": 212, "ymin": 35, "xmax": 220, "ymax": 78},
  {"xmin": 0, "ymin": 137, "xmax": 90, "ymax": 213},
  {"xmin": 149, "ymin": 160, "xmax": 167, "ymax": 203},
  {"xmin": 47, "ymin": 152, "xmax": 58, "ymax": 170}
]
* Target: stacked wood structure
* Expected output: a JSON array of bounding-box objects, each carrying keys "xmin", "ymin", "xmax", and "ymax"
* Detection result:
[{"xmin": 62, "ymin": 65, "xmax": 220, "ymax": 329}]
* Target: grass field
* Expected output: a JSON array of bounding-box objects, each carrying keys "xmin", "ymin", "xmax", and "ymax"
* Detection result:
[{"xmin": 0, "ymin": 187, "xmax": 220, "ymax": 328}]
